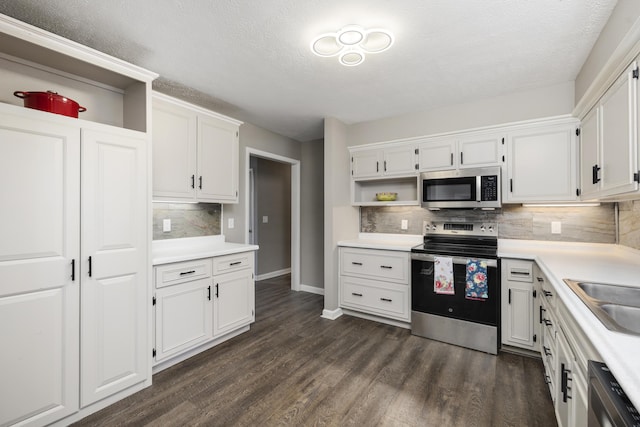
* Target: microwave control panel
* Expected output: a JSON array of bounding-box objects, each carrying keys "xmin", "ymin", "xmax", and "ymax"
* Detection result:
[{"xmin": 480, "ymin": 175, "xmax": 499, "ymax": 201}]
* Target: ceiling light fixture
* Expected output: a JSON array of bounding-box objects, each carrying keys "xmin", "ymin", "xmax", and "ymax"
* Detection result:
[{"xmin": 310, "ymin": 25, "xmax": 394, "ymax": 67}]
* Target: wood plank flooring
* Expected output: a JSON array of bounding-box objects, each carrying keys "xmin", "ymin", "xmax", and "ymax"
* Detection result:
[{"xmin": 73, "ymin": 275, "xmax": 557, "ymax": 426}]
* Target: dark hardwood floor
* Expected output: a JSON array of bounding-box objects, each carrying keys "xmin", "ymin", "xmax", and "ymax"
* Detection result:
[{"xmin": 74, "ymin": 275, "xmax": 557, "ymax": 426}]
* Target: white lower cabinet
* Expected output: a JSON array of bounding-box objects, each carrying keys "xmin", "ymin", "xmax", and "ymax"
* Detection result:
[
  {"xmin": 0, "ymin": 104, "xmax": 149, "ymax": 426},
  {"xmin": 501, "ymin": 259, "xmax": 539, "ymax": 351},
  {"xmin": 338, "ymin": 247, "xmax": 410, "ymax": 323},
  {"xmin": 153, "ymin": 251, "xmax": 255, "ymax": 369}
]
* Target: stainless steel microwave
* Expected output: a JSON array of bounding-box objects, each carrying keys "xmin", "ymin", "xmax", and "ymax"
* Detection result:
[{"xmin": 420, "ymin": 166, "xmax": 501, "ymax": 209}]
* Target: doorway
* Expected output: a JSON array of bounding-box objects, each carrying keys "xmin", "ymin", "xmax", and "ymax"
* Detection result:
[{"xmin": 245, "ymin": 148, "xmax": 300, "ymax": 291}]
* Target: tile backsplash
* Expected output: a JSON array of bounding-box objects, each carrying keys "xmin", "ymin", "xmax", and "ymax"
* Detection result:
[
  {"xmin": 619, "ymin": 200, "xmax": 640, "ymax": 250},
  {"xmin": 360, "ymin": 204, "xmax": 616, "ymax": 243},
  {"xmin": 153, "ymin": 203, "xmax": 221, "ymax": 240}
]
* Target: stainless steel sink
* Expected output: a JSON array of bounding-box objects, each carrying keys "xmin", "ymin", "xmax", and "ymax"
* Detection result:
[
  {"xmin": 576, "ymin": 282, "xmax": 640, "ymax": 308},
  {"xmin": 564, "ymin": 279, "xmax": 640, "ymax": 335},
  {"xmin": 599, "ymin": 304, "xmax": 640, "ymax": 334}
]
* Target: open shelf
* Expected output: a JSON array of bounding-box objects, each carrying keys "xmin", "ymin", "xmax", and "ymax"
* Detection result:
[{"xmin": 352, "ymin": 175, "xmax": 420, "ymax": 206}]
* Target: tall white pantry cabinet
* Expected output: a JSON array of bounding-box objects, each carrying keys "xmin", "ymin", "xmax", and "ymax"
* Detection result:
[{"xmin": 0, "ymin": 14, "xmax": 156, "ymax": 426}]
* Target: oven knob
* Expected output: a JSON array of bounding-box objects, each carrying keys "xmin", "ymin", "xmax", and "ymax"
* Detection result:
[
  {"xmin": 480, "ymin": 225, "xmax": 486, "ymax": 232},
  {"xmin": 431, "ymin": 225, "xmax": 437, "ymax": 231},
  {"xmin": 448, "ymin": 308, "xmax": 453, "ymax": 313},
  {"xmin": 488, "ymin": 226, "xmax": 494, "ymax": 233}
]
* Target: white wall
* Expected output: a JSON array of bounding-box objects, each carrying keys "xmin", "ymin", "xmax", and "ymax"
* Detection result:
[
  {"xmin": 323, "ymin": 118, "xmax": 359, "ymax": 314},
  {"xmin": 347, "ymin": 81, "xmax": 574, "ymax": 146},
  {"xmin": 575, "ymin": 0, "xmax": 640, "ymax": 104},
  {"xmin": 301, "ymin": 140, "xmax": 324, "ymax": 289}
]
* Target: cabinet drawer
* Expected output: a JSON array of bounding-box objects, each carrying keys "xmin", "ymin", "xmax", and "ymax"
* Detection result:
[
  {"xmin": 155, "ymin": 259, "xmax": 213, "ymax": 288},
  {"xmin": 339, "ymin": 276, "xmax": 409, "ymax": 321},
  {"xmin": 340, "ymin": 247, "xmax": 408, "ymax": 284},
  {"xmin": 213, "ymin": 252, "xmax": 253, "ymax": 275},
  {"xmin": 505, "ymin": 260, "xmax": 533, "ymax": 282}
]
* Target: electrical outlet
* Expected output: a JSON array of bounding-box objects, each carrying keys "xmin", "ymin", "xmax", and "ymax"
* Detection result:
[
  {"xmin": 551, "ymin": 221, "xmax": 561, "ymax": 234},
  {"xmin": 228, "ymin": 218, "xmax": 234, "ymax": 229},
  {"xmin": 262, "ymin": 216, "xmax": 269, "ymax": 223},
  {"xmin": 401, "ymin": 219, "xmax": 408, "ymax": 230},
  {"xmin": 162, "ymin": 219, "xmax": 171, "ymax": 232}
]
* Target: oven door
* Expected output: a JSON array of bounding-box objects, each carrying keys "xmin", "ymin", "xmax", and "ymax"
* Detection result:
[{"xmin": 411, "ymin": 253, "xmax": 499, "ymax": 326}]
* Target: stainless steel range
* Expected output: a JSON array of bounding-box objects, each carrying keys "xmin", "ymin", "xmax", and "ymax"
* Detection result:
[{"xmin": 411, "ymin": 220, "xmax": 500, "ymax": 354}]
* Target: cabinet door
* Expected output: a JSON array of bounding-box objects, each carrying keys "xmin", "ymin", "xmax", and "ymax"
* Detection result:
[
  {"xmin": 351, "ymin": 149, "xmax": 383, "ymax": 178},
  {"xmin": 507, "ymin": 123, "xmax": 578, "ymax": 202},
  {"xmin": 197, "ymin": 114, "xmax": 239, "ymax": 202},
  {"xmin": 155, "ymin": 279, "xmax": 213, "ymax": 362},
  {"xmin": 458, "ymin": 133, "xmax": 502, "ymax": 168},
  {"xmin": 152, "ymin": 97, "xmax": 197, "ymax": 201},
  {"xmin": 555, "ymin": 330, "xmax": 573, "ymax": 427},
  {"xmin": 0, "ymin": 110, "xmax": 80, "ymax": 426},
  {"xmin": 382, "ymin": 144, "xmax": 416, "ymax": 176},
  {"xmin": 418, "ymin": 138, "xmax": 456, "ymax": 171},
  {"xmin": 80, "ymin": 128, "xmax": 148, "ymax": 407},
  {"xmin": 579, "ymin": 107, "xmax": 600, "ymax": 199},
  {"xmin": 502, "ymin": 281, "xmax": 535, "ymax": 349},
  {"xmin": 213, "ymin": 269, "xmax": 255, "ymax": 337},
  {"xmin": 599, "ymin": 62, "xmax": 638, "ymax": 196}
]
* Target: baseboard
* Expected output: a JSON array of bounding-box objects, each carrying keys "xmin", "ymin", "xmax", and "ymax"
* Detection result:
[
  {"xmin": 321, "ymin": 307, "xmax": 343, "ymax": 320},
  {"xmin": 300, "ymin": 284, "xmax": 324, "ymax": 295},
  {"xmin": 256, "ymin": 268, "xmax": 291, "ymax": 281}
]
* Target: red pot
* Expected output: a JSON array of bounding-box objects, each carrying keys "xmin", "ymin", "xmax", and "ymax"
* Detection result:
[{"xmin": 14, "ymin": 91, "xmax": 86, "ymax": 118}]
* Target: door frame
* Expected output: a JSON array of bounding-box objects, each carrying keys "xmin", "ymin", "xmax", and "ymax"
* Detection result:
[{"xmin": 244, "ymin": 148, "xmax": 300, "ymax": 291}]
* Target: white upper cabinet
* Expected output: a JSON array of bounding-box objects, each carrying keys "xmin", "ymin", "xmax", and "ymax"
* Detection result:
[
  {"xmin": 152, "ymin": 92, "xmax": 242, "ymax": 203},
  {"xmin": 417, "ymin": 132, "xmax": 502, "ymax": 172},
  {"xmin": 457, "ymin": 133, "xmax": 503, "ymax": 168},
  {"xmin": 579, "ymin": 61, "xmax": 639, "ymax": 199},
  {"xmin": 417, "ymin": 138, "xmax": 456, "ymax": 171},
  {"xmin": 351, "ymin": 143, "xmax": 417, "ymax": 179},
  {"xmin": 505, "ymin": 120, "xmax": 579, "ymax": 203},
  {"xmin": 152, "ymin": 99, "xmax": 198, "ymax": 200}
]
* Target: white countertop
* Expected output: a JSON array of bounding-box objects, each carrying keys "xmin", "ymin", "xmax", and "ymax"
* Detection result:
[
  {"xmin": 338, "ymin": 233, "xmax": 423, "ymax": 251},
  {"xmin": 499, "ymin": 239, "xmax": 640, "ymax": 409},
  {"xmin": 152, "ymin": 235, "xmax": 259, "ymax": 265}
]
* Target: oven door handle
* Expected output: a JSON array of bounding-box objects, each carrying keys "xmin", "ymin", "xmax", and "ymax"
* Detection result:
[{"xmin": 411, "ymin": 252, "xmax": 497, "ymax": 268}]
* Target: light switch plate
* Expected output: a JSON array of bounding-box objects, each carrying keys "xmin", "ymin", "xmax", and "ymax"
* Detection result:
[
  {"xmin": 262, "ymin": 216, "xmax": 269, "ymax": 223},
  {"xmin": 551, "ymin": 221, "xmax": 561, "ymax": 234},
  {"xmin": 162, "ymin": 219, "xmax": 171, "ymax": 232},
  {"xmin": 401, "ymin": 219, "xmax": 408, "ymax": 230},
  {"xmin": 228, "ymin": 218, "xmax": 234, "ymax": 229}
]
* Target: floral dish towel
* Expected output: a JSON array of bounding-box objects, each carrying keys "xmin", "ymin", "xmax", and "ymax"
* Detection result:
[
  {"xmin": 434, "ymin": 256, "xmax": 454, "ymax": 295},
  {"xmin": 465, "ymin": 258, "xmax": 488, "ymax": 300}
]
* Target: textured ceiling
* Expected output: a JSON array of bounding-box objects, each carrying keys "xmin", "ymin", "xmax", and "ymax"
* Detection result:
[{"xmin": 0, "ymin": 1, "xmax": 618, "ymax": 141}]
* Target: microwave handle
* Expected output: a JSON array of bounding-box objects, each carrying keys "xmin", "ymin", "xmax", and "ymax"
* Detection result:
[{"xmin": 476, "ymin": 176, "xmax": 482, "ymax": 202}]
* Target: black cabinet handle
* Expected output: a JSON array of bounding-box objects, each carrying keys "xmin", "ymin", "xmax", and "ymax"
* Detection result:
[
  {"xmin": 376, "ymin": 161, "xmax": 379, "ymax": 172},
  {"xmin": 460, "ymin": 152, "xmax": 464, "ymax": 165},
  {"xmin": 511, "ymin": 271, "xmax": 530, "ymax": 276},
  {"xmin": 199, "ymin": 176, "xmax": 203, "ymax": 189},
  {"xmin": 88, "ymin": 256, "xmax": 92, "ymax": 278},
  {"xmin": 230, "ymin": 261, "xmax": 242, "ymax": 266},
  {"xmin": 71, "ymin": 259, "xmax": 75, "ymax": 281},
  {"xmin": 384, "ymin": 160, "xmax": 387, "ymax": 171},
  {"xmin": 537, "ymin": 277, "xmax": 544, "ymax": 282},
  {"xmin": 539, "ymin": 306, "xmax": 546, "ymax": 323},
  {"xmin": 215, "ymin": 284, "xmax": 219, "ymax": 298},
  {"xmin": 191, "ymin": 174, "xmax": 195, "ymax": 189},
  {"xmin": 543, "ymin": 346, "xmax": 551, "ymax": 356},
  {"xmin": 510, "ymin": 178, "xmax": 513, "ymax": 192},
  {"xmin": 544, "ymin": 374, "xmax": 551, "ymax": 385},
  {"xmin": 208, "ymin": 285, "xmax": 211, "ymax": 301},
  {"xmin": 352, "ymin": 292, "xmax": 363, "ymax": 297},
  {"xmin": 592, "ymin": 164, "xmax": 601, "ymax": 184},
  {"xmin": 180, "ymin": 270, "xmax": 196, "ymax": 276},
  {"xmin": 533, "ymin": 289, "xmax": 537, "ymax": 298},
  {"xmin": 543, "ymin": 290, "xmax": 553, "ymax": 297},
  {"xmin": 561, "ymin": 363, "xmax": 572, "ymax": 402},
  {"xmin": 352, "ymin": 262, "xmax": 363, "ymax": 266},
  {"xmin": 380, "ymin": 265, "xmax": 392, "ymax": 269},
  {"xmin": 508, "ymin": 289, "xmax": 511, "ymax": 304},
  {"xmin": 450, "ymin": 153, "xmax": 453, "ymax": 166},
  {"xmin": 543, "ymin": 319, "xmax": 552, "ymax": 327},
  {"xmin": 380, "ymin": 297, "xmax": 392, "ymax": 302}
]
